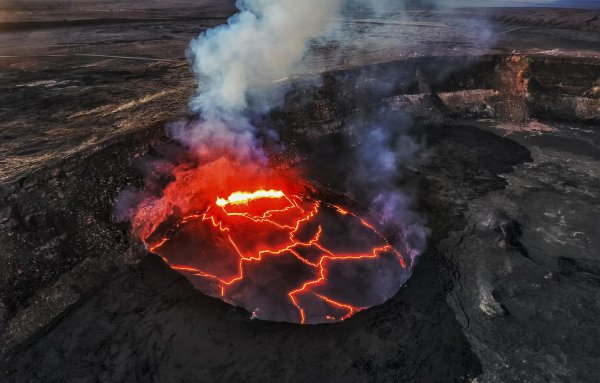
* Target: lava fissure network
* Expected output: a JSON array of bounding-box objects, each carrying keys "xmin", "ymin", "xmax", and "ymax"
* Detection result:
[{"xmin": 132, "ymin": 157, "xmax": 412, "ymax": 324}]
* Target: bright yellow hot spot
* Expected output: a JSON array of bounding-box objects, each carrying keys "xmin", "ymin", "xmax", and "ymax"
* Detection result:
[{"xmin": 216, "ymin": 189, "xmax": 285, "ymax": 207}]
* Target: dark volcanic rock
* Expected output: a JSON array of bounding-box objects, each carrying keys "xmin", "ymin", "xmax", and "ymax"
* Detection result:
[
  {"xmin": 0, "ymin": 125, "xmax": 168, "ymax": 356},
  {"xmin": 0, "ymin": 118, "xmax": 541, "ymax": 382},
  {"xmin": 437, "ymin": 120, "xmax": 600, "ymax": 382},
  {"xmin": 0, "ymin": 254, "xmax": 481, "ymax": 383}
]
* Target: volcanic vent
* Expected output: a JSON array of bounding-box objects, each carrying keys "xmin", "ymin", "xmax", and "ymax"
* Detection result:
[
  {"xmin": 130, "ymin": 156, "xmax": 411, "ymax": 324},
  {"xmin": 118, "ymin": 0, "xmax": 422, "ymax": 325}
]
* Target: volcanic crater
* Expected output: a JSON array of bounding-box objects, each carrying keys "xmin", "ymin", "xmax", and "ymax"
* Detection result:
[{"xmin": 1, "ymin": 4, "xmax": 600, "ymax": 382}]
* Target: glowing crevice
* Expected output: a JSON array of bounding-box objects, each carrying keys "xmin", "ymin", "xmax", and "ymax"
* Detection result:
[{"xmin": 147, "ymin": 188, "xmax": 406, "ymax": 324}]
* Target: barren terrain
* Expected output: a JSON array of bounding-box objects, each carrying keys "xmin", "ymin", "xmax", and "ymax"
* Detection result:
[{"xmin": 0, "ymin": 2, "xmax": 599, "ymax": 382}]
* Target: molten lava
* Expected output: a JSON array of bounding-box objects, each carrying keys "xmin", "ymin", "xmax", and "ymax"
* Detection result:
[
  {"xmin": 216, "ymin": 189, "xmax": 285, "ymax": 207},
  {"xmin": 132, "ymin": 157, "xmax": 409, "ymax": 324}
]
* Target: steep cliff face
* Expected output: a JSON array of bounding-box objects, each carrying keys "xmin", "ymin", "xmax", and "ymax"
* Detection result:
[
  {"xmin": 528, "ymin": 58, "xmax": 600, "ymax": 122},
  {"xmin": 270, "ymin": 55, "xmax": 599, "ymax": 130},
  {"xmin": 489, "ymin": 55, "xmax": 531, "ymax": 123}
]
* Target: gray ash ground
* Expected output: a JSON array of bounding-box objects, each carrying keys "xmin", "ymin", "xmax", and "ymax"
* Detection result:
[{"xmin": 1, "ymin": 1, "xmax": 600, "ymax": 382}]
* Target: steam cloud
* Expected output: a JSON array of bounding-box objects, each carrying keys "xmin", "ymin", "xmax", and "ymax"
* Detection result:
[
  {"xmin": 188, "ymin": 0, "xmax": 342, "ymax": 115},
  {"xmin": 123, "ymin": 0, "xmax": 431, "ymax": 252},
  {"xmin": 173, "ymin": 0, "xmax": 343, "ymax": 162},
  {"xmin": 118, "ymin": 0, "xmax": 438, "ymax": 292}
]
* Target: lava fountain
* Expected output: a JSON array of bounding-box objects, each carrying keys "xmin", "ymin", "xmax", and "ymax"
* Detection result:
[{"xmin": 130, "ymin": 155, "xmax": 411, "ymax": 324}]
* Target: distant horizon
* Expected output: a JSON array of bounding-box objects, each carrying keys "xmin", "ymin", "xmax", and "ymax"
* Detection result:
[
  {"xmin": 1, "ymin": 0, "xmax": 598, "ymax": 11},
  {"xmin": 446, "ymin": 0, "xmax": 600, "ymax": 8},
  {"xmin": 346, "ymin": 0, "xmax": 600, "ymax": 11}
]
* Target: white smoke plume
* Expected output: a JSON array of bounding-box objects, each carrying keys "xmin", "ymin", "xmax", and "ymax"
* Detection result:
[
  {"xmin": 180, "ymin": 0, "xmax": 492, "ymax": 161},
  {"xmin": 171, "ymin": 0, "xmax": 344, "ymax": 161},
  {"xmin": 188, "ymin": 0, "xmax": 343, "ymax": 117}
]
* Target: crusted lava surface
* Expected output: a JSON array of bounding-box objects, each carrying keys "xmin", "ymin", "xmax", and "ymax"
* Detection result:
[{"xmin": 145, "ymin": 181, "xmax": 411, "ymax": 325}]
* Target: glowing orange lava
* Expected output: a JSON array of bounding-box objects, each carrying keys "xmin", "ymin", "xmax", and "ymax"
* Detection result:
[
  {"xmin": 132, "ymin": 157, "xmax": 408, "ymax": 324},
  {"xmin": 216, "ymin": 189, "xmax": 285, "ymax": 207}
]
